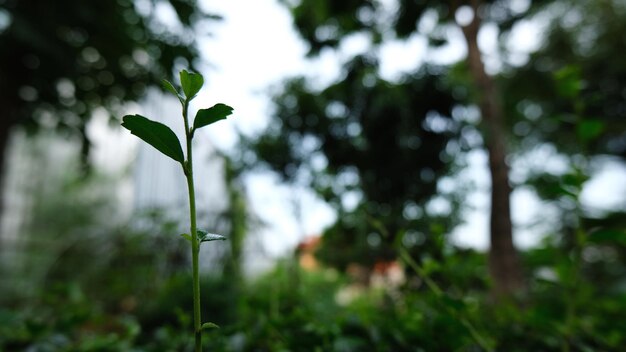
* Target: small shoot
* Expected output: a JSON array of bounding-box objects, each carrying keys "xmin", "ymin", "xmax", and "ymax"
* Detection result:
[{"xmin": 122, "ymin": 69, "xmax": 233, "ymax": 352}]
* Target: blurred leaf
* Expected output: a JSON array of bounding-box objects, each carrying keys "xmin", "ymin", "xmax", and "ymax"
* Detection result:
[
  {"xmin": 588, "ymin": 229, "xmax": 626, "ymax": 246},
  {"xmin": 121, "ymin": 115, "xmax": 184, "ymax": 164},
  {"xmin": 428, "ymin": 36, "xmax": 448, "ymax": 47},
  {"xmin": 180, "ymin": 70, "xmax": 204, "ymax": 100},
  {"xmin": 555, "ymin": 185, "xmax": 578, "ymax": 199},
  {"xmin": 421, "ymin": 257, "xmax": 441, "ymax": 275},
  {"xmin": 181, "ymin": 233, "xmax": 192, "ymax": 242},
  {"xmin": 554, "ymin": 65, "xmax": 582, "ymax": 99},
  {"xmin": 193, "ymin": 104, "xmax": 234, "ymax": 131},
  {"xmin": 577, "ymin": 119, "xmax": 605, "ymax": 142},
  {"xmin": 560, "ymin": 171, "xmax": 588, "ymax": 196},
  {"xmin": 441, "ymin": 295, "xmax": 466, "ymax": 312},
  {"xmin": 201, "ymin": 322, "xmax": 220, "ymax": 330}
]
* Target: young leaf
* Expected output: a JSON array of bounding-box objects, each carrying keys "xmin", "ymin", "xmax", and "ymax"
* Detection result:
[
  {"xmin": 180, "ymin": 233, "xmax": 193, "ymax": 242},
  {"xmin": 197, "ymin": 230, "xmax": 227, "ymax": 242},
  {"xmin": 122, "ymin": 114, "xmax": 185, "ymax": 164},
  {"xmin": 162, "ymin": 79, "xmax": 184, "ymax": 103},
  {"xmin": 201, "ymin": 322, "xmax": 220, "ymax": 330},
  {"xmin": 193, "ymin": 104, "xmax": 234, "ymax": 131},
  {"xmin": 180, "ymin": 70, "xmax": 204, "ymax": 100}
]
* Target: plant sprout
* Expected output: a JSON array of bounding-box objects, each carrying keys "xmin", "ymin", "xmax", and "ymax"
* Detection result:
[{"xmin": 122, "ymin": 69, "xmax": 233, "ymax": 351}]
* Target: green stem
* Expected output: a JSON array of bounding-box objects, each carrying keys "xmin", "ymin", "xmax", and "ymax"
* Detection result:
[{"xmin": 183, "ymin": 101, "xmax": 202, "ymax": 352}]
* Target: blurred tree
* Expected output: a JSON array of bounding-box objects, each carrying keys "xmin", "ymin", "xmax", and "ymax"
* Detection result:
[
  {"xmin": 502, "ymin": 0, "xmax": 626, "ymax": 159},
  {"xmin": 250, "ymin": 56, "xmax": 460, "ymax": 269},
  {"xmin": 0, "ymin": 0, "xmax": 217, "ymax": 194},
  {"xmin": 502, "ymin": 0, "xmax": 626, "ymax": 288},
  {"xmin": 502, "ymin": 3, "xmax": 626, "ymax": 342},
  {"xmin": 452, "ymin": 0, "xmax": 527, "ymax": 299},
  {"xmin": 254, "ymin": 0, "xmax": 564, "ymax": 297}
]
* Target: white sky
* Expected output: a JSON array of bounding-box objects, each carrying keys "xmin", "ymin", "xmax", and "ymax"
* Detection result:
[{"xmin": 113, "ymin": 0, "xmax": 626, "ymax": 256}]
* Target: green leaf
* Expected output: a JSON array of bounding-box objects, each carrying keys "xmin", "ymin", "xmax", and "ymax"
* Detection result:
[
  {"xmin": 180, "ymin": 70, "xmax": 204, "ymax": 100},
  {"xmin": 198, "ymin": 230, "xmax": 227, "ymax": 242},
  {"xmin": 180, "ymin": 233, "xmax": 192, "ymax": 242},
  {"xmin": 162, "ymin": 79, "xmax": 184, "ymax": 103},
  {"xmin": 122, "ymin": 114, "xmax": 185, "ymax": 164},
  {"xmin": 193, "ymin": 103, "xmax": 234, "ymax": 130},
  {"xmin": 201, "ymin": 322, "xmax": 220, "ymax": 330}
]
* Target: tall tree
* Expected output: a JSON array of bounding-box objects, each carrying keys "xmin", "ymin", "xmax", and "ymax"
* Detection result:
[{"xmin": 454, "ymin": 0, "xmax": 525, "ymax": 298}]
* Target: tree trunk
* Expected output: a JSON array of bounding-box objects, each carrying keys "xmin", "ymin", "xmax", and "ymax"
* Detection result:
[{"xmin": 457, "ymin": 0, "xmax": 526, "ymax": 299}]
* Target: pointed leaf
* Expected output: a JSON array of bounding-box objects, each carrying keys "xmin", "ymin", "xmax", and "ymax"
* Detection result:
[
  {"xmin": 201, "ymin": 234, "xmax": 227, "ymax": 242},
  {"xmin": 198, "ymin": 230, "xmax": 227, "ymax": 242},
  {"xmin": 201, "ymin": 322, "xmax": 220, "ymax": 330},
  {"xmin": 122, "ymin": 114, "xmax": 184, "ymax": 164},
  {"xmin": 180, "ymin": 233, "xmax": 192, "ymax": 242},
  {"xmin": 193, "ymin": 104, "xmax": 234, "ymax": 130},
  {"xmin": 180, "ymin": 70, "xmax": 204, "ymax": 100},
  {"xmin": 162, "ymin": 79, "xmax": 184, "ymax": 103}
]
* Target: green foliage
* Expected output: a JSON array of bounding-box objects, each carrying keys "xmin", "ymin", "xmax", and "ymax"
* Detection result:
[
  {"xmin": 3, "ymin": 1, "xmax": 626, "ymax": 350},
  {"xmin": 284, "ymin": 0, "xmax": 377, "ymax": 55},
  {"xmin": 4, "ymin": 243, "xmax": 625, "ymax": 351},
  {"xmin": 502, "ymin": 1, "xmax": 626, "ymax": 158},
  {"xmin": 0, "ymin": 284, "xmax": 142, "ymax": 351}
]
